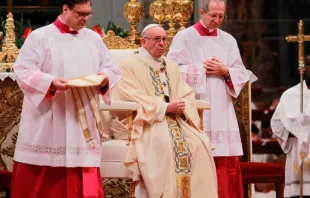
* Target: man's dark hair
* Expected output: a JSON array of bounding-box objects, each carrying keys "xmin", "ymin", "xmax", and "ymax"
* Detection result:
[
  {"xmin": 60, "ymin": 0, "xmax": 91, "ymax": 10},
  {"xmin": 251, "ymin": 123, "xmax": 259, "ymax": 135},
  {"xmin": 305, "ymin": 55, "xmax": 310, "ymax": 67}
]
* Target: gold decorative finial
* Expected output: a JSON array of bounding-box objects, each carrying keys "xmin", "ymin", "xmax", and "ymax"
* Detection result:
[
  {"xmin": 174, "ymin": 0, "xmax": 194, "ymax": 31},
  {"xmin": 164, "ymin": 0, "xmax": 177, "ymax": 37},
  {"xmin": 124, "ymin": 0, "xmax": 144, "ymax": 44},
  {"xmin": 149, "ymin": 0, "xmax": 165, "ymax": 26},
  {"xmin": 0, "ymin": 12, "xmax": 19, "ymax": 72},
  {"xmin": 103, "ymin": 30, "xmax": 139, "ymax": 49},
  {"xmin": 163, "ymin": 0, "xmax": 178, "ymax": 54}
]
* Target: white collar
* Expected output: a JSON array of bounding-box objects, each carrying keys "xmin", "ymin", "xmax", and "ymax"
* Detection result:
[
  {"xmin": 135, "ymin": 47, "xmax": 166, "ymax": 72},
  {"xmin": 200, "ymin": 20, "xmax": 215, "ymax": 33},
  {"xmin": 140, "ymin": 47, "xmax": 164, "ymax": 63}
]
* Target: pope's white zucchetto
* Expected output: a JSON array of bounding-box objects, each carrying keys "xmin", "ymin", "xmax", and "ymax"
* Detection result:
[{"xmin": 141, "ymin": 24, "xmax": 162, "ymax": 37}]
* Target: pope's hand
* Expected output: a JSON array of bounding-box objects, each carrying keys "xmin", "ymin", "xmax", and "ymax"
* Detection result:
[
  {"xmin": 203, "ymin": 57, "xmax": 229, "ymax": 76},
  {"xmin": 167, "ymin": 99, "xmax": 186, "ymax": 114},
  {"xmin": 52, "ymin": 77, "xmax": 68, "ymax": 91},
  {"xmin": 97, "ymin": 72, "xmax": 109, "ymax": 87}
]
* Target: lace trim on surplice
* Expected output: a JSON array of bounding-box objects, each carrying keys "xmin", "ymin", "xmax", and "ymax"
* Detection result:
[
  {"xmin": 185, "ymin": 65, "xmax": 198, "ymax": 88},
  {"xmin": 17, "ymin": 142, "xmax": 101, "ymax": 156},
  {"xmin": 205, "ymin": 130, "xmax": 241, "ymax": 144}
]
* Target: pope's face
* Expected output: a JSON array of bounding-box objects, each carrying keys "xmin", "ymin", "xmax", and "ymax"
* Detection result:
[
  {"xmin": 140, "ymin": 27, "xmax": 167, "ymax": 60},
  {"xmin": 62, "ymin": 2, "xmax": 92, "ymax": 30},
  {"xmin": 200, "ymin": 0, "xmax": 225, "ymax": 29}
]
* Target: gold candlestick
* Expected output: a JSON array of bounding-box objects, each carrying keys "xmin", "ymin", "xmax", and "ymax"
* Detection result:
[
  {"xmin": 0, "ymin": 12, "xmax": 19, "ymax": 72},
  {"xmin": 163, "ymin": 0, "xmax": 176, "ymax": 35},
  {"xmin": 124, "ymin": 0, "xmax": 144, "ymax": 44},
  {"xmin": 174, "ymin": 0, "xmax": 194, "ymax": 31},
  {"xmin": 163, "ymin": 0, "xmax": 177, "ymax": 53},
  {"xmin": 149, "ymin": 0, "xmax": 165, "ymax": 26}
]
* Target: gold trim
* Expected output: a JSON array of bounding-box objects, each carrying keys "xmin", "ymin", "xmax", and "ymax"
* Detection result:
[
  {"xmin": 1, "ymin": 132, "xmax": 17, "ymax": 158},
  {"xmin": 0, "ymin": 12, "xmax": 19, "ymax": 72},
  {"xmin": 0, "ymin": 78, "xmax": 23, "ymax": 170},
  {"xmin": 150, "ymin": 0, "xmax": 165, "ymax": 26},
  {"xmin": 103, "ymin": 31, "xmax": 139, "ymax": 49},
  {"xmin": 123, "ymin": 0, "xmax": 144, "ymax": 44}
]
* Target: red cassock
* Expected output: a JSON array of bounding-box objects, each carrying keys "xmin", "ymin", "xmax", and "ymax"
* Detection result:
[
  {"xmin": 11, "ymin": 162, "xmax": 103, "ymax": 198},
  {"xmin": 214, "ymin": 157, "xmax": 243, "ymax": 198}
]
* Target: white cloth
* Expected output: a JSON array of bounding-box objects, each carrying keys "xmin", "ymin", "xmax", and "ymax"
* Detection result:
[
  {"xmin": 0, "ymin": 72, "xmax": 17, "ymax": 81},
  {"xmin": 13, "ymin": 24, "xmax": 121, "ymax": 167},
  {"xmin": 271, "ymin": 81, "xmax": 310, "ymax": 197},
  {"xmin": 168, "ymin": 26, "xmax": 255, "ymax": 156}
]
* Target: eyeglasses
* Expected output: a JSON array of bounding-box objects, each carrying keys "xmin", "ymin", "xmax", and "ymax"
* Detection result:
[
  {"xmin": 72, "ymin": 9, "xmax": 93, "ymax": 18},
  {"xmin": 143, "ymin": 36, "xmax": 167, "ymax": 43},
  {"xmin": 205, "ymin": 13, "xmax": 225, "ymax": 20}
]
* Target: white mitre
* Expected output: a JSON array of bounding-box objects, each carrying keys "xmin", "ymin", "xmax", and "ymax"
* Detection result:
[{"xmin": 141, "ymin": 24, "xmax": 162, "ymax": 36}]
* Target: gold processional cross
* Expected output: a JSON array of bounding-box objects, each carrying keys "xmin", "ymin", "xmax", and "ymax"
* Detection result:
[
  {"xmin": 8, "ymin": 0, "xmax": 12, "ymax": 13},
  {"xmin": 286, "ymin": 20, "xmax": 310, "ymax": 198}
]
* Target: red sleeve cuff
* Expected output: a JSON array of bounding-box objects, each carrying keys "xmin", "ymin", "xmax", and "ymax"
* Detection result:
[
  {"xmin": 223, "ymin": 74, "xmax": 234, "ymax": 89},
  {"xmin": 45, "ymin": 85, "xmax": 56, "ymax": 98},
  {"xmin": 225, "ymin": 77, "xmax": 233, "ymax": 88},
  {"xmin": 99, "ymin": 82, "xmax": 109, "ymax": 95}
]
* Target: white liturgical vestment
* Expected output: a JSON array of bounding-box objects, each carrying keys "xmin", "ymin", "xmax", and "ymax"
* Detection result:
[
  {"xmin": 271, "ymin": 81, "xmax": 310, "ymax": 197},
  {"xmin": 168, "ymin": 22, "xmax": 255, "ymax": 156},
  {"xmin": 113, "ymin": 47, "xmax": 218, "ymax": 198},
  {"xmin": 13, "ymin": 23, "xmax": 121, "ymax": 167}
]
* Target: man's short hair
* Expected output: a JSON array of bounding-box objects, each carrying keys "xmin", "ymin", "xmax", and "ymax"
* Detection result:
[
  {"xmin": 199, "ymin": 0, "xmax": 226, "ymax": 12},
  {"xmin": 60, "ymin": 0, "xmax": 91, "ymax": 10}
]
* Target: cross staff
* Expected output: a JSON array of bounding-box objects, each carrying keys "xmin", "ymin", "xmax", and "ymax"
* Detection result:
[
  {"xmin": 8, "ymin": 0, "xmax": 12, "ymax": 13},
  {"xmin": 286, "ymin": 20, "xmax": 310, "ymax": 198}
]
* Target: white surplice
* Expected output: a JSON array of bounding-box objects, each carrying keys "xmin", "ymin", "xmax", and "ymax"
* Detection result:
[
  {"xmin": 168, "ymin": 25, "xmax": 253, "ymax": 156},
  {"xmin": 13, "ymin": 24, "xmax": 121, "ymax": 167},
  {"xmin": 271, "ymin": 81, "xmax": 310, "ymax": 197}
]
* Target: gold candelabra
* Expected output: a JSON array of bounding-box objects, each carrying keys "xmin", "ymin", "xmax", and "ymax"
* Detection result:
[
  {"xmin": 0, "ymin": 12, "xmax": 19, "ymax": 72},
  {"xmin": 124, "ymin": 0, "xmax": 144, "ymax": 44},
  {"xmin": 163, "ymin": 0, "xmax": 177, "ymax": 38},
  {"xmin": 148, "ymin": 0, "xmax": 194, "ymax": 53},
  {"xmin": 149, "ymin": 0, "xmax": 194, "ymax": 39},
  {"xmin": 174, "ymin": 0, "xmax": 194, "ymax": 30},
  {"xmin": 149, "ymin": 0, "xmax": 165, "ymax": 26}
]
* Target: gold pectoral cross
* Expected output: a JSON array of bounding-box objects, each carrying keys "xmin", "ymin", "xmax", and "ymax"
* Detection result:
[{"xmin": 286, "ymin": 20, "xmax": 310, "ymax": 198}]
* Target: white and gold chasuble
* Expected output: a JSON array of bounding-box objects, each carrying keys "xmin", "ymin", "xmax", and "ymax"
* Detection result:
[
  {"xmin": 113, "ymin": 47, "xmax": 218, "ymax": 198},
  {"xmin": 138, "ymin": 49, "xmax": 192, "ymax": 197}
]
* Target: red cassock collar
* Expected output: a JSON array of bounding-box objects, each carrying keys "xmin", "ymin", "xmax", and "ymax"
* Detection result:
[
  {"xmin": 193, "ymin": 21, "xmax": 217, "ymax": 36},
  {"xmin": 53, "ymin": 17, "xmax": 79, "ymax": 34}
]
